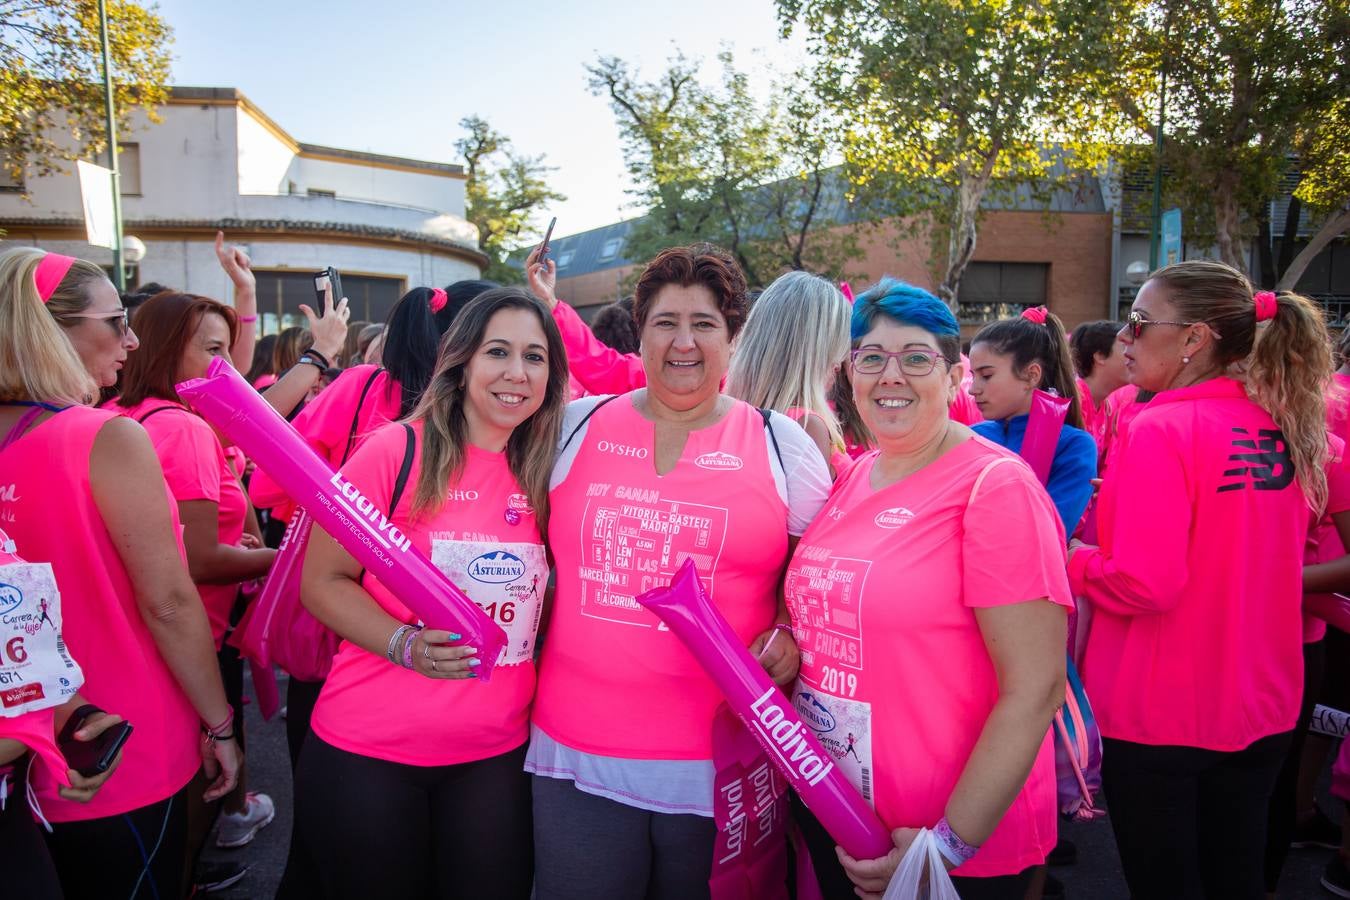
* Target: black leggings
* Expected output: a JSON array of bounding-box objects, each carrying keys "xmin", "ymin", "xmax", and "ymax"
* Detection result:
[
  {"xmin": 792, "ymin": 793, "xmax": 1036, "ymax": 900},
  {"xmin": 2, "ymin": 760, "xmax": 62, "ymax": 899},
  {"xmin": 43, "ymin": 785, "xmax": 188, "ymax": 900},
  {"xmin": 1103, "ymin": 730, "xmax": 1292, "ymax": 900},
  {"xmin": 532, "ymin": 774, "xmax": 717, "ymax": 900},
  {"xmin": 1264, "ymin": 639, "xmax": 1325, "ymax": 892},
  {"xmin": 294, "ymin": 733, "xmax": 532, "ymax": 900}
]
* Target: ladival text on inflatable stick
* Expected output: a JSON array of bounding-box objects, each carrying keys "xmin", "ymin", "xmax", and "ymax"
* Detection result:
[
  {"xmin": 637, "ymin": 559, "xmax": 893, "ymax": 860},
  {"xmin": 177, "ymin": 357, "xmax": 508, "ymax": 677}
]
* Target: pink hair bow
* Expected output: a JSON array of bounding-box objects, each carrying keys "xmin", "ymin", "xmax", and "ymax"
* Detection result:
[
  {"xmin": 1021, "ymin": 305, "xmax": 1049, "ymax": 325},
  {"xmin": 428, "ymin": 287, "xmax": 448, "ymax": 313},
  {"xmin": 34, "ymin": 252, "xmax": 77, "ymax": 303},
  {"xmin": 1253, "ymin": 291, "xmax": 1277, "ymax": 323}
]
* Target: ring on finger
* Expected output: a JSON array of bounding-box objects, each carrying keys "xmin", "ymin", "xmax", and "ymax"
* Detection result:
[
  {"xmin": 431, "ymin": 658, "xmax": 438, "ymax": 672},
  {"xmin": 423, "ymin": 643, "xmax": 432, "ymax": 659}
]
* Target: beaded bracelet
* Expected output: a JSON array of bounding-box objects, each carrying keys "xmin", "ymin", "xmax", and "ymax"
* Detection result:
[
  {"xmin": 772, "ymin": 622, "xmax": 794, "ymax": 638},
  {"xmin": 934, "ymin": 816, "xmax": 979, "ymax": 868},
  {"xmin": 387, "ymin": 624, "xmax": 413, "ymax": 664},
  {"xmin": 400, "ymin": 627, "xmax": 421, "ymax": 669}
]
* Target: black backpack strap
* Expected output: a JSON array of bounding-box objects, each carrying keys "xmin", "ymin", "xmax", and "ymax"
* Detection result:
[
  {"xmin": 341, "ymin": 367, "xmax": 386, "ymax": 465},
  {"xmin": 560, "ymin": 394, "xmax": 621, "ymax": 454},
  {"xmin": 136, "ymin": 405, "xmax": 180, "ymax": 425},
  {"xmin": 388, "ymin": 423, "xmax": 416, "ymax": 513},
  {"xmin": 759, "ymin": 407, "xmax": 786, "ymax": 473}
]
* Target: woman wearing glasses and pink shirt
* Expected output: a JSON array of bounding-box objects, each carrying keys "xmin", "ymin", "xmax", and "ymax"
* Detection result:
[
  {"xmin": 0, "ymin": 248, "xmax": 239, "ymax": 898},
  {"xmin": 1068, "ymin": 260, "xmax": 1332, "ymax": 899},
  {"xmin": 787, "ymin": 279, "xmax": 1071, "ymax": 900}
]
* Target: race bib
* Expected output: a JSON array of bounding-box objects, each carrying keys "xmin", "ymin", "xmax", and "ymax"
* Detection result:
[
  {"xmin": 430, "ymin": 540, "xmax": 547, "ymax": 666},
  {"xmin": 0, "ymin": 561, "xmax": 83, "ymax": 715},
  {"xmin": 792, "ymin": 680, "xmax": 874, "ymax": 806}
]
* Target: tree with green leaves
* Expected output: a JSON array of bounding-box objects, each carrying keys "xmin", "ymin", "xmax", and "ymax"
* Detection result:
[
  {"xmin": 1, "ymin": 0, "xmax": 171, "ymax": 190},
  {"xmin": 1277, "ymin": 97, "xmax": 1350, "ymax": 291},
  {"xmin": 777, "ymin": 0, "xmax": 1130, "ymax": 309},
  {"xmin": 1115, "ymin": 0, "xmax": 1349, "ymax": 279},
  {"xmin": 587, "ymin": 52, "xmax": 860, "ymax": 286},
  {"xmin": 454, "ymin": 116, "xmax": 565, "ymax": 284}
]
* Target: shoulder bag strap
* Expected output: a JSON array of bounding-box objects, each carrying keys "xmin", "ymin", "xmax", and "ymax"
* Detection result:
[
  {"xmin": 560, "ymin": 394, "xmax": 621, "ymax": 454},
  {"xmin": 341, "ymin": 368, "xmax": 386, "ymax": 465}
]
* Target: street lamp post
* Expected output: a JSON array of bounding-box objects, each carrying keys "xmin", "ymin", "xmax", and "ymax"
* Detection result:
[{"xmin": 97, "ymin": 0, "xmax": 125, "ymax": 292}]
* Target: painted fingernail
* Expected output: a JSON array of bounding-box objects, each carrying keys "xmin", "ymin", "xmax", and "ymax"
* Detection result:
[
  {"xmin": 468, "ymin": 672, "xmax": 479, "ymax": 678},
  {"xmin": 469, "ymin": 658, "xmax": 482, "ymax": 667},
  {"xmin": 465, "ymin": 646, "xmax": 478, "ymax": 655},
  {"xmin": 449, "ymin": 633, "xmax": 462, "ymax": 641}
]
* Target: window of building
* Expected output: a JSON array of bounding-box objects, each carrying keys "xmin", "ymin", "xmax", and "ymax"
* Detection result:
[
  {"xmin": 598, "ymin": 237, "xmax": 623, "ymax": 262},
  {"xmin": 957, "ymin": 262, "xmax": 1049, "ymax": 325},
  {"xmin": 117, "ymin": 144, "xmax": 141, "ymax": 195},
  {"xmin": 557, "ymin": 251, "xmax": 575, "ymax": 269},
  {"xmin": 254, "ymin": 271, "xmax": 405, "ymax": 337},
  {"xmin": 307, "ymin": 188, "xmax": 336, "ymax": 199},
  {"xmin": 0, "ymin": 155, "xmax": 22, "ymax": 193}
]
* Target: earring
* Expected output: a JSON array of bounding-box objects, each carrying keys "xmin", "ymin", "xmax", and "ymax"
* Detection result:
[{"xmin": 1182, "ymin": 356, "xmax": 1191, "ymax": 364}]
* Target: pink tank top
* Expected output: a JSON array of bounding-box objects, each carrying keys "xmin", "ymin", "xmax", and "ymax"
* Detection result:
[
  {"xmin": 786, "ymin": 440, "xmax": 1070, "ymax": 877},
  {"xmin": 534, "ymin": 397, "xmax": 788, "ymax": 759},
  {"xmin": 112, "ymin": 399, "xmax": 247, "ymax": 648},
  {"xmin": 310, "ymin": 423, "xmax": 544, "ymax": 765},
  {"xmin": 0, "ymin": 407, "xmax": 199, "ymax": 821}
]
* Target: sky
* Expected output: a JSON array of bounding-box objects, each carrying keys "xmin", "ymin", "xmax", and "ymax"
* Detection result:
[{"xmin": 154, "ymin": 0, "xmax": 808, "ymax": 240}]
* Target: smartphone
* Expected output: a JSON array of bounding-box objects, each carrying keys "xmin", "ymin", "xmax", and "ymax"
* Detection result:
[
  {"xmin": 313, "ymin": 267, "xmax": 343, "ymax": 316},
  {"xmin": 538, "ymin": 218, "xmax": 557, "ymax": 265},
  {"xmin": 60, "ymin": 721, "xmax": 134, "ymax": 778}
]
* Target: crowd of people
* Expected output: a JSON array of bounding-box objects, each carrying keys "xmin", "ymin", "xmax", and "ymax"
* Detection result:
[{"xmin": 0, "ymin": 229, "xmax": 1346, "ymax": 900}]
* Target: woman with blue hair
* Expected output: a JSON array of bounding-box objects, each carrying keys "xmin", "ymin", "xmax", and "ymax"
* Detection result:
[{"xmin": 783, "ymin": 279, "xmax": 1071, "ymax": 898}]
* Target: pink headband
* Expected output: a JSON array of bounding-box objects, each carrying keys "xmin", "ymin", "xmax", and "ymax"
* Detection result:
[
  {"xmin": 34, "ymin": 253, "xmax": 77, "ymax": 303},
  {"xmin": 1021, "ymin": 305, "xmax": 1049, "ymax": 325},
  {"xmin": 1254, "ymin": 290, "xmax": 1278, "ymax": 323},
  {"xmin": 428, "ymin": 287, "xmax": 448, "ymax": 314},
  {"xmin": 839, "ymin": 282, "xmax": 854, "ymax": 304}
]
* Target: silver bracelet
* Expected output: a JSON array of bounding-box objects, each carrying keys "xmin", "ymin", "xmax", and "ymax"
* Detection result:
[{"xmin": 386, "ymin": 624, "xmax": 412, "ymax": 663}]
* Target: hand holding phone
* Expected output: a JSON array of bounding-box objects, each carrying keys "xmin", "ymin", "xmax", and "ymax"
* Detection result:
[
  {"xmin": 57, "ymin": 705, "xmax": 132, "ymax": 789},
  {"xmin": 537, "ymin": 218, "xmax": 557, "ymax": 266},
  {"xmin": 313, "ymin": 267, "xmax": 344, "ymax": 317}
]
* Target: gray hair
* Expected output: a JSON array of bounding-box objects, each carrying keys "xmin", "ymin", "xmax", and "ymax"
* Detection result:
[{"xmin": 726, "ymin": 270, "xmax": 850, "ymax": 450}]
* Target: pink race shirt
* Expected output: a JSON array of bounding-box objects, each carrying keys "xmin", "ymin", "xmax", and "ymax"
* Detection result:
[
  {"xmin": 310, "ymin": 422, "xmax": 544, "ymax": 766},
  {"xmin": 1328, "ymin": 373, "xmax": 1350, "ymax": 448},
  {"xmin": 1070, "ymin": 378, "xmax": 1307, "ymax": 750},
  {"xmin": 113, "ymin": 399, "xmax": 246, "ymax": 647},
  {"xmin": 1076, "ymin": 376, "xmax": 1105, "ymax": 449},
  {"xmin": 534, "ymin": 397, "xmax": 789, "ymax": 759},
  {"xmin": 785, "ymin": 438, "xmax": 1071, "ymax": 877},
  {"xmin": 0, "ymin": 407, "xmax": 199, "ymax": 821},
  {"xmin": 1305, "ymin": 434, "xmax": 1350, "ymax": 643},
  {"xmin": 248, "ymin": 365, "xmax": 401, "ymax": 517}
]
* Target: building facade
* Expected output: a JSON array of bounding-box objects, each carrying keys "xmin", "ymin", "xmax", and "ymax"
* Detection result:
[{"xmin": 0, "ymin": 87, "xmax": 486, "ymax": 333}]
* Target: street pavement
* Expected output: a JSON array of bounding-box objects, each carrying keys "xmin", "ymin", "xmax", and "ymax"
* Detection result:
[{"xmin": 204, "ymin": 670, "xmax": 1339, "ymax": 899}]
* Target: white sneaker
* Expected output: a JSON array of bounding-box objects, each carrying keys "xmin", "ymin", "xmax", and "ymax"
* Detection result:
[{"xmin": 215, "ymin": 792, "xmax": 276, "ymax": 848}]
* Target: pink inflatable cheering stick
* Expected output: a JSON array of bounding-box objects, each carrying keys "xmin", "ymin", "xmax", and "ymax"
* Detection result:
[
  {"xmin": 1020, "ymin": 389, "xmax": 1071, "ymax": 485},
  {"xmin": 838, "ymin": 282, "xmax": 854, "ymax": 304},
  {"xmin": 637, "ymin": 560, "xmax": 893, "ymax": 860},
  {"xmin": 178, "ymin": 357, "xmax": 508, "ymax": 677}
]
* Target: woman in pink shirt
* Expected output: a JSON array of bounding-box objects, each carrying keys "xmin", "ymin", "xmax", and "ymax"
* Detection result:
[
  {"xmin": 113, "ymin": 292, "xmax": 278, "ymax": 847},
  {"xmin": 529, "ymin": 245, "xmax": 832, "ymax": 899},
  {"xmin": 1068, "ymin": 260, "xmax": 1333, "ymax": 899},
  {"xmin": 1070, "ymin": 320, "xmax": 1129, "ymax": 451},
  {"xmin": 0, "ymin": 248, "xmax": 240, "ymax": 898},
  {"xmin": 787, "ymin": 279, "xmax": 1070, "ymax": 900},
  {"xmin": 294, "ymin": 287, "xmax": 568, "ymax": 898}
]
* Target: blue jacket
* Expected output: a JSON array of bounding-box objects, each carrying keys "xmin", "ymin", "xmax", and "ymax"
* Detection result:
[{"xmin": 972, "ymin": 415, "xmax": 1098, "ymax": 533}]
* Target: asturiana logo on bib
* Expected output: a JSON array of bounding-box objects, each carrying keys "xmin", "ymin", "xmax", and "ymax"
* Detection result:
[
  {"xmin": 873, "ymin": 506, "xmax": 915, "ymax": 529},
  {"xmin": 328, "ymin": 471, "xmax": 413, "ymax": 552},
  {"xmin": 0, "ymin": 582, "xmax": 21, "ymax": 615},
  {"xmin": 749, "ymin": 687, "xmax": 835, "ymax": 786},
  {"xmin": 467, "ymin": 550, "xmax": 526, "ymax": 584},
  {"xmin": 694, "ymin": 451, "xmax": 744, "ymax": 471},
  {"xmin": 793, "ymin": 690, "xmax": 837, "ymax": 734}
]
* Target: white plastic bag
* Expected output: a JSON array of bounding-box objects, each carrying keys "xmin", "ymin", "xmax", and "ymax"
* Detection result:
[{"xmin": 882, "ymin": 828, "xmax": 960, "ymax": 900}]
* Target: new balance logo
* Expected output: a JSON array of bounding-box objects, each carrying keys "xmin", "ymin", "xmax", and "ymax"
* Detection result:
[{"xmin": 1218, "ymin": 427, "xmax": 1294, "ymax": 492}]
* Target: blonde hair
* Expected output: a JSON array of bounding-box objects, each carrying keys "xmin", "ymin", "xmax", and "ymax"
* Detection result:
[
  {"xmin": 1152, "ymin": 259, "xmax": 1332, "ymax": 512},
  {"xmin": 0, "ymin": 247, "xmax": 108, "ymax": 406},
  {"xmin": 407, "ymin": 287, "xmax": 568, "ymax": 531},
  {"xmin": 726, "ymin": 271, "xmax": 850, "ymax": 450}
]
